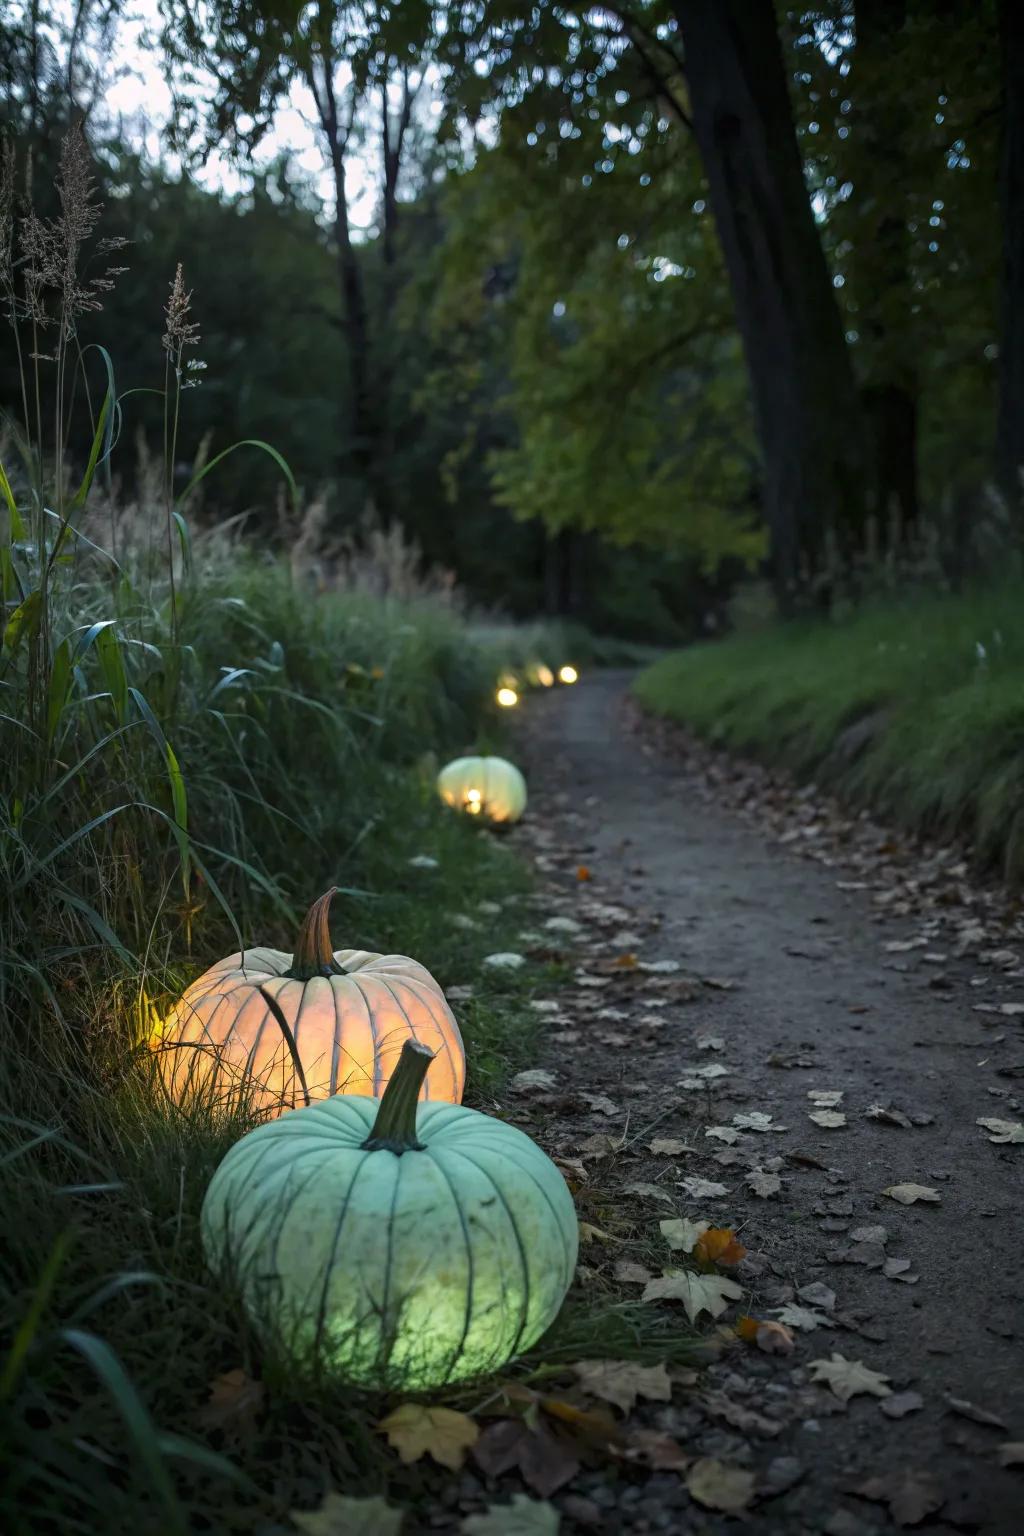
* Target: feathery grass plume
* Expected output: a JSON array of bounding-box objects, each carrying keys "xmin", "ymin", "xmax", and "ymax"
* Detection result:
[{"xmin": 162, "ymin": 262, "xmax": 200, "ymax": 359}]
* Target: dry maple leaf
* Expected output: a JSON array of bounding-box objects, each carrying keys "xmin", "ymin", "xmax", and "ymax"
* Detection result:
[
  {"xmin": 853, "ymin": 1468, "xmax": 945, "ymax": 1527},
  {"xmin": 612, "ymin": 952, "xmax": 638, "ymax": 968},
  {"xmin": 678, "ymin": 1176, "xmax": 729, "ymax": 1198},
  {"xmin": 883, "ymin": 1183, "xmax": 941, "ymax": 1205},
  {"xmin": 808, "ymin": 1090, "xmax": 844, "ymax": 1107},
  {"xmin": 197, "ymin": 1367, "xmax": 265, "ymax": 1436},
  {"xmin": 692, "ymin": 1227, "xmax": 747, "ymax": 1267},
  {"xmin": 686, "ymin": 1457, "xmax": 757, "ymax": 1515},
  {"xmin": 661, "ymin": 1216, "xmax": 709, "ymax": 1252},
  {"xmin": 576, "ymin": 865, "xmax": 592, "ymax": 882},
  {"xmin": 377, "ymin": 1404, "xmax": 478, "ymax": 1470},
  {"xmin": 649, "ymin": 1137, "xmax": 692, "ymax": 1155},
  {"xmin": 572, "ymin": 1358, "xmax": 672, "ymax": 1413},
  {"xmin": 753, "ymin": 1320, "xmax": 795, "ymax": 1355},
  {"xmin": 977, "ymin": 1117, "xmax": 1024, "ymax": 1144},
  {"xmin": 808, "ymin": 1354, "xmax": 892, "ymax": 1403},
  {"xmin": 808, "ymin": 1110, "xmax": 847, "ymax": 1128},
  {"xmin": 461, "ymin": 1493, "xmax": 560, "ymax": 1536},
  {"xmin": 746, "ymin": 1168, "xmax": 782, "ymax": 1198},
  {"xmin": 291, "ymin": 1492, "xmax": 403, "ymax": 1536},
  {"xmin": 471, "ymin": 1418, "xmax": 579, "ymax": 1499},
  {"xmin": 642, "ymin": 1269, "xmax": 743, "ymax": 1323},
  {"xmin": 773, "ymin": 1304, "xmax": 834, "ymax": 1332}
]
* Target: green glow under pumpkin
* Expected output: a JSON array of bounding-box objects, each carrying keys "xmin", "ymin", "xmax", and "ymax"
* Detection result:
[{"xmin": 201, "ymin": 1041, "xmax": 578, "ymax": 1388}]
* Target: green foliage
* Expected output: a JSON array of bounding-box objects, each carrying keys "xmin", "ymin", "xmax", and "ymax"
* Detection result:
[{"xmin": 635, "ymin": 583, "xmax": 1024, "ymax": 879}]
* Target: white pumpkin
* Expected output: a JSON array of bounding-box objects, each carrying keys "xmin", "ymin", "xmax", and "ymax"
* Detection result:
[
  {"xmin": 437, "ymin": 755, "xmax": 527, "ymax": 825},
  {"xmin": 201, "ymin": 1041, "xmax": 578, "ymax": 1388}
]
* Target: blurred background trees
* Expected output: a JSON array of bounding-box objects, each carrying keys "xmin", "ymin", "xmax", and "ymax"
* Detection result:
[{"xmin": 0, "ymin": 0, "xmax": 1013, "ymax": 634}]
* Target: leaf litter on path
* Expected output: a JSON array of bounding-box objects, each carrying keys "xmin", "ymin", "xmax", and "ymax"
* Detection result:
[
  {"xmin": 377, "ymin": 1404, "xmax": 478, "ymax": 1470},
  {"xmin": 461, "ymin": 1494, "xmax": 560, "ymax": 1536},
  {"xmin": 808, "ymin": 1355, "xmax": 893, "ymax": 1402},
  {"xmin": 642, "ymin": 1270, "xmax": 744, "ymax": 1323}
]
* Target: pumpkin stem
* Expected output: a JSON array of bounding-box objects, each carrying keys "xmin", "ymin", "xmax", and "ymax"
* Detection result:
[
  {"xmin": 287, "ymin": 888, "xmax": 343, "ymax": 980},
  {"xmin": 362, "ymin": 1040, "xmax": 433, "ymax": 1154}
]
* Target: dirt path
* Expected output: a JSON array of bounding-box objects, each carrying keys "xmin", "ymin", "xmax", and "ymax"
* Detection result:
[{"xmin": 507, "ymin": 670, "xmax": 1024, "ymax": 1534}]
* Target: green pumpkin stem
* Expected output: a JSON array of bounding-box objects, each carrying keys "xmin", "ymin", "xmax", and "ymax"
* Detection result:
[
  {"xmin": 287, "ymin": 888, "xmax": 342, "ymax": 980},
  {"xmin": 362, "ymin": 1040, "xmax": 433, "ymax": 1154}
]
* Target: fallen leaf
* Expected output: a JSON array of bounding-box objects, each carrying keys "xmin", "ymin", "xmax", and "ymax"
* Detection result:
[
  {"xmin": 484, "ymin": 951, "xmax": 526, "ymax": 970},
  {"xmin": 866, "ymin": 1103, "xmax": 914, "ymax": 1129},
  {"xmin": 774, "ymin": 1304, "xmax": 835, "ymax": 1332},
  {"xmin": 797, "ymin": 1282, "xmax": 836, "ymax": 1311},
  {"xmin": 197, "ymin": 1368, "xmax": 265, "ymax": 1436},
  {"xmin": 461, "ymin": 1494, "xmax": 560, "ymax": 1535},
  {"xmin": 944, "ymin": 1394, "xmax": 1008, "ymax": 1430},
  {"xmin": 578, "ymin": 1222, "xmax": 618, "ymax": 1245},
  {"xmin": 753, "ymin": 1320, "xmax": 795, "ymax": 1354},
  {"xmin": 660, "ymin": 1217, "xmax": 708, "ymax": 1253},
  {"xmin": 883, "ymin": 1183, "xmax": 941, "ymax": 1205},
  {"xmin": 881, "ymin": 1391, "xmax": 925, "ymax": 1419},
  {"xmin": 977, "ymin": 1117, "xmax": 1024, "ymax": 1144},
  {"xmin": 580, "ymin": 1092, "xmax": 621, "ymax": 1116},
  {"xmin": 623, "ymin": 1181, "xmax": 676, "ymax": 1205},
  {"xmin": 576, "ymin": 866, "xmax": 592, "ymax": 882},
  {"xmin": 678, "ymin": 1176, "xmax": 729, "ymax": 1198},
  {"xmin": 639, "ymin": 959, "xmax": 681, "ymax": 974},
  {"xmin": 705, "ymin": 1125, "xmax": 741, "ymax": 1144},
  {"xmin": 808, "ymin": 1090, "xmax": 844, "ymax": 1107},
  {"xmin": 613, "ymin": 1259, "xmax": 652, "ymax": 1285},
  {"xmin": 809, "ymin": 1354, "xmax": 892, "ymax": 1403},
  {"xmin": 695, "ymin": 1034, "xmax": 726, "ymax": 1050},
  {"xmin": 576, "ymin": 1132, "xmax": 622, "ymax": 1157},
  {"xmin": 642, "ymin": 1270, "xmax": 743, "ymax": 1323},
  {"xmin": 692, "ymin": 1227, "xmax": 747, "ymax": 1266},
  {"xmin": 997, "ymin": 1442, "xmax": 1024, "ymax": 1467},
  {"xmin": 732, "ymin": 1111, "xmax": 785, "ymax": 1132},
  {"xmin": 619, "ymin": 1428, "xmax": 691, "ymax": 1471},
  {"xmin": 853, "ymin": 1468, "xmax": 944, "ymax": 1526},
  {"xmin": 572, "ymin": 1359, "xmax": 672, "ymax": 1414},
  {"xmin": 649, "ymin": 1137, "xmax": 692, "ymax": 1155},
  {"xmin": 701, "ymin": 1388, "xmax": 783, "ymax": 1438},
  {"xmin": 471, "ymin": 1419, "xmax": 579, "ymax": 1499},
  {"xmin": 746, "ymin": 1168, "xmax": 782, "ymax": 1198},
  {"xmin": 702, "ymin": 976, "xmax": 737, "ymax": 990},
  {"xmin": 377, "ymin": 1404, "xmax": 478, "ymax": 1470},
  {"xmin": 808, "ymin": 1110, "xmax": 847, "ymax": 1128},
  {"xmin": 686, "ymin": 1458, "xmax": 756, "ymax": 1515},
  {"xmin": 292, "ymin": 1493, "xmax": 403, "ymax": 1536},
  {"xmin": 509, "ymin": 1069, "xmax": 558, "ymax": 1093},
  {"xmin": 612, "ymin": 952, "xmax": 638, "ymax": 969}
]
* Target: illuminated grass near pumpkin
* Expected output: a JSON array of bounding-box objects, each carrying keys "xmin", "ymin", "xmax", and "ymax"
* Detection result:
[{"xmin": 202, "ymin": 1041, "xmax": 578, "ymax": 1389}]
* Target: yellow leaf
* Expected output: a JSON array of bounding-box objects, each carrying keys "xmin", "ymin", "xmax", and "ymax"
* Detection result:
[
  {"xmin": 578, "ymin": 1221, "xmax": 619, "ymax": 1245},
  {"xmin": 376, "ymin": 1403, "xmax": 478, "ymax": 1470},
  {"xmin": 291, "ymin": 1492, "xmax": 402, "ymax": 1536}
]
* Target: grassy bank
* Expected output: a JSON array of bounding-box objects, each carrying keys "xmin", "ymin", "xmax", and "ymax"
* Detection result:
[{"xmin": 635, "ymin": 584, "xmax": 1024, "ymax": 880}]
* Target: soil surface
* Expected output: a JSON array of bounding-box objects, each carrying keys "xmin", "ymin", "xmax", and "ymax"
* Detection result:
[{"xmin": 500, "ymin": 670, "xmax": 1024, "ymax": 1535}]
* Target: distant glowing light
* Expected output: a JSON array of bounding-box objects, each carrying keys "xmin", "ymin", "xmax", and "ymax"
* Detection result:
[
  {"xmin": 497, "ymin": 687, "xmax": 519, "ymax": 708},
  {"xmin": 537, "ymin": 665, "xmax": 554, "ymax": 687},
  {"xmin": 558, "ymin": 665, "xmax": 579, "ymax": 685}
]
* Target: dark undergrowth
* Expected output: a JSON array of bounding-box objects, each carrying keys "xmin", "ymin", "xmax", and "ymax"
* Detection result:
[{"xmin": 634, "ymin": 584, "xmax": 1024, "ymax": 882}]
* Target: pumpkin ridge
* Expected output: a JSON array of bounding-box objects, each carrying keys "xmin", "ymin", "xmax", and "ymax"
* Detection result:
[
  {"xmin": 419, "ymin": 1146, "xmax": 478, "ymax": 1382},
  {"xmin": 429, "ymin": 1143, "xmax": 532, "ymax": 1365},
  {"xmin": 457, "ymin": 1141, "xmax": 576, "ymax": 1294},
  {"xmin": 386, "ymin": 973, "xmax": 462, "ymax": 1101},
  {"xmin": 344, "ymin": 971, "xmax": 381, "ymax": 1098},
  {"xmin": 377, "ymin": 1150, "xmax": 405, "ymax": 1379},
  {"xmin": 366, "ymin": 974, "xmax": 449, "ymax": 1102},
  {"xmin": 311, "ymin": 1148, "xmax": 375, "ymax": 1361},
  {"xmin": 328, "ymin": 975, "xmax": 344, "ymax": 1096}
]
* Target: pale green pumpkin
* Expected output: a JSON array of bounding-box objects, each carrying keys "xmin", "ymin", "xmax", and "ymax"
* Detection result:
[
  {"xmin": 437, "ymin": 755, "xmax": 527, "ymax": 825},
  {"xmin": 201, "ymin": 1040, "xmax": 577, "ymax": 1388}
]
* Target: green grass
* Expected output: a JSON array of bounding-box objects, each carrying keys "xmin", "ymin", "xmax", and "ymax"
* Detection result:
[{"xmin": 634, "ymin": 582, "xmax": 1024, "ymax": 879}]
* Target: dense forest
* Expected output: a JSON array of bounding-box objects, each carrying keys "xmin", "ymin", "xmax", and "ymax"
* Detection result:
[{"xmin": 2, "ymin": 1, "xmax": 1014, "ymax": 638}]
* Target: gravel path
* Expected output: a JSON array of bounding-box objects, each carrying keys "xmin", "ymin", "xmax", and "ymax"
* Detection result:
[{"xmin": 507, "ymin": 670, "xmax": 1024, "ymax": 1534}]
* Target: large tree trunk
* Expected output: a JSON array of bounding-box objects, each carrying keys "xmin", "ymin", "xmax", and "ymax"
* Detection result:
[
  {"xmin": 855, "ymin": 0, "xmax": 919, "ymax": 541},
  {"xmin": 673, "ymin": 0, "xmax": 867, "ymax": 604},
  {"xmin": 997, "ymin": 0, "xmax": 1024, "ymax": 509},
  {"xmin": 329, "ymin": 143, "xmax": 375, "ymax": 496}
]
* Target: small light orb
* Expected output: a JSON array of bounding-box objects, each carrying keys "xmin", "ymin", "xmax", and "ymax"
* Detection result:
[
  {"xmin": 536, "ymin": 664, "xmax": 554, "ymax": 687},
  {"xmin": 496, "ymin": 687, "xmax": 519, "ymax": 707},
  {"xmin": 465, "ymin": 788, "xmax": 483, "ymax": 814},
  {"xmin": 558, "ymin": 664, "xmax": 579, "ymax": 685}
]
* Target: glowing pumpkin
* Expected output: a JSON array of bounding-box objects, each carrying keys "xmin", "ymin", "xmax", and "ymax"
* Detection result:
[
  {"xmin": 437, "ymin": 755, "xmax": 527, "ymax": 825},
  {"xmin": 154, "ymin": 890, "xmax": 464, "ymax": 1116},
  {"xmin": 201, "ymin": 1040, "xmax": 578, "ymax": 1388}
]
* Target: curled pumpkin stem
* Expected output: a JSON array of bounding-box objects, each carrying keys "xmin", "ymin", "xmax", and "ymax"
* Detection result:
[{"xmin": 287, "ymin": 888, "xmax": 341, "ymax": 981}]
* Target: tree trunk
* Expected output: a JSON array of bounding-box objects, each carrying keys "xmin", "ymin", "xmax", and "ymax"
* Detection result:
[
  {"xmin": 855, "ymin": 0, "xmax": 919, "ymax": 541},
  {"xmin": 997, "ymin": 0, "xmax": 1024, "ymax": 509},
  {"xmin": 673, "ymin": 0, "xmax": 867, "ymax": 604},
  {"xmin": 329, "ymin": 142, "xmax": 375, "ymax": 497}
]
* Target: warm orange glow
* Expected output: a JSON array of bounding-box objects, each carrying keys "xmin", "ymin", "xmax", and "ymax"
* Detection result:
[
  {"xmin": 496, "ymin": 686, "xmax": 519, "ymax": 707},
  {"xmin": 558, "ymin": 664, "xmax": 579, "ymax": 684},
  {"xmin": 537, "ymin": 665, "xmax": 555, "ymax": 687},
  {"xmin": 154, "ymin": 894, "xmax": 465, "ymax": 1117}
]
